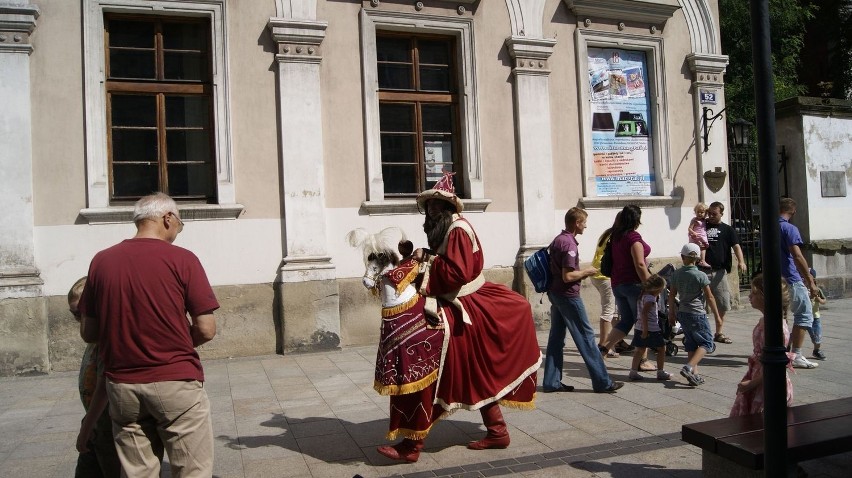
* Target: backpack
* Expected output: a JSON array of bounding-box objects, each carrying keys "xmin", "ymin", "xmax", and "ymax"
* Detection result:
[
  {"xmin": 524, "ymin": 244, "xmax": 553, "ymax": 293},
  {"xmin": 600, "ymin": 238, "xmax": 614, "ymax": 277}
]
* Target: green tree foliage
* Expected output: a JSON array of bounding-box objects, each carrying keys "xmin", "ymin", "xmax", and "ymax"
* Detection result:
[{"xmin": 719, "ymin": 0, "xmax": 816, "ymax": 121}]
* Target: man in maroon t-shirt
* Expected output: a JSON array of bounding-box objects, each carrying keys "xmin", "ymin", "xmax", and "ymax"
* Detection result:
[
  {"xmin": 543, "ymin": 208, "xmax": 623, "ymax": 394},
  {"xmin": 79, "ymin": 192, "xmax": 219, "ymax": 477}
]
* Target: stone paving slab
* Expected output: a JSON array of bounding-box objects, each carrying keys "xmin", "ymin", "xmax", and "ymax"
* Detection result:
[{"xmin": 1, "ymin": 298, "xmax": 851, "ymax": 477}]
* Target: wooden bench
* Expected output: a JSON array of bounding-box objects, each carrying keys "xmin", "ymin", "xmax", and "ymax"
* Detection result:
[{"xmin": 682, "ymin": 397, "xmax": 852, "ymax": 477}]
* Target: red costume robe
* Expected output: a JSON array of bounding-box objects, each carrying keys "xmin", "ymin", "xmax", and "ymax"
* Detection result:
[{"xmin": 420, "ymin": 215, "xmax": 542, "ymax": 417}]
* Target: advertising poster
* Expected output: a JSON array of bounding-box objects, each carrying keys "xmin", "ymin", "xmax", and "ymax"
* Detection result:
[
  {"xmin": 424, "ymin": 140, "xmax": 452, "ymax": 183},
  {"xmin": 588, "ymin": 47, "xmax": 654, "ymax": 196}
]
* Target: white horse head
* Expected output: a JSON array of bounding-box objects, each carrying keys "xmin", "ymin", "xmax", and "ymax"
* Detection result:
[{"xmin": 347, "ymin": 227, "xmax": 418, "ymax": 308}]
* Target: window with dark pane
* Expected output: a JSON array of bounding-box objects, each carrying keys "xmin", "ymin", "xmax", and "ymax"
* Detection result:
[
  {"xmin": 377, "ymin": 33, "xmax": 462, "ymax": 197},
  {"xmin": 104, "ymin": 14, "xmax": 215, "ymax": 204}
]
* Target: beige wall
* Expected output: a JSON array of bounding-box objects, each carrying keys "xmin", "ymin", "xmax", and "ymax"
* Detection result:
[
  {"xmin": 30, "ymin": 0, "xmax": 86, "ymax": 226},
  {"xmin": 320, "ymin": 0, "xmax": 369, "ymax": 208},
  {"xmin": 471, "ymin": 1, "xmax": 519, "ymax": 213},
  {"xmin": 227, "ymin": 0, "xmax": 282, "ymax": 219},
  {"xmin": 548, "ymin": 0, "xmax": 583, "ymax": 208}
]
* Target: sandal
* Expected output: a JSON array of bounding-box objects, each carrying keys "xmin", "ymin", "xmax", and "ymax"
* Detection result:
[
  {"xmin": 606, "ymin": 350, "xmax": 620, "ymax": 358},
  {"xmin": 638, "ymin": 358, "xmax": 657, "ymax": 372},
  {"xmin": 714, "ymin": 333, "xmax": 733, "ymax": 344},
  {"xmin": 614, "ymin": 340, "xmax": 635, "ymax": 354}
]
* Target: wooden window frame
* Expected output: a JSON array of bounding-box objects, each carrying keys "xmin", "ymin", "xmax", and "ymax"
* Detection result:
[
  {"xmin": 377, "ymin": 33, "xmax": 464, "ymax": 197},
  {"xmin": 104, "ymin": 14, "xmax": 216, "ymax": 205}
]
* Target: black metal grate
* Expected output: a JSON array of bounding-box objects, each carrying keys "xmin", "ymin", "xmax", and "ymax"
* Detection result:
[{"xmin": 727, "ymin": 141, "xmax": 761, "ymax": 288}]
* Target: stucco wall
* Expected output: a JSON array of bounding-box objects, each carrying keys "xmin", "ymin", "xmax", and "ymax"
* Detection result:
[{"xmin": 7, "ymin": 0, "xmax": 735, "ymax": 375}]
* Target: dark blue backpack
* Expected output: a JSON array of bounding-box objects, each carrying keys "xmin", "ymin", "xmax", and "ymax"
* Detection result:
[{"xmin": 523, "ymin": 244, "xmax": 553, "ymax": 293}]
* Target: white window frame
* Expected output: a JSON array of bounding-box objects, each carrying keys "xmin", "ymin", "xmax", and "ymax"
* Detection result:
[
  {"xmin": 359, "ymin": 8, "xmax": 489, "ymax": 215},
  {"xmin": 81, "ymin": 0, "xmax": 241, "ymax": 223},
  {"xmin": 575, "ymin": 29, "xmax": 678, "ymax": 209}
]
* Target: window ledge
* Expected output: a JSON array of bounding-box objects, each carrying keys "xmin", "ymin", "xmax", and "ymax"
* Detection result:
[
  {"xmin": 579, "ymin": 195, "xmax": 682, "ymax": 209},
  {"xmin": 361, "ymin": 199, "xmax": 491, "ymax": 215},
  {"xmin": 80, "ymin": 204, "xmax": 245, "ymax": 224}
]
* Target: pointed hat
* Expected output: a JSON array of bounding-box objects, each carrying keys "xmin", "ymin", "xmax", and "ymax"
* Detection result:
[{"xmin": 416, "ymin": 172, "xmax": 463, "ymax": 213}]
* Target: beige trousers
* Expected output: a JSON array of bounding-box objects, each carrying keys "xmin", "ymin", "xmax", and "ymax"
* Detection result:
[{"xmin": 107, "ymin": 379, "xmax": 213, "ymax": 478}]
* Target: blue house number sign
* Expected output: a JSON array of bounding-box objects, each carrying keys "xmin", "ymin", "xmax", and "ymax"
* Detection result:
[{"xmin": 700, "ymin": 90, "xmax": 717, "ymax": 105}]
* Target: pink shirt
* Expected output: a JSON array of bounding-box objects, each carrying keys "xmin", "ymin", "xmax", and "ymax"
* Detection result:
[{"xmin": 610, "ymin": 230, "xmax": 650, "ymax": 287}]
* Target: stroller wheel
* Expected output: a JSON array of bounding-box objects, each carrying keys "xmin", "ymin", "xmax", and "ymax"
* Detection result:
[{"xmin": 666, "ymin": 342, "xmax": 679, "ymax": 357}]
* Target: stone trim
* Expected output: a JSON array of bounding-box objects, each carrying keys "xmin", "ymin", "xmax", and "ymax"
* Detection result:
[
  {"xmin": 269, "ymin": 17, "xmax": 326, "ymax": 63},
  {"xmin": 79, "ymin": 204, "xmax": 245, "ymax": 224},
  {"xmin": 360, "ymin": 198, "xmax": 491, "ymax": 215},
  {"xmin": 0, "ymin": 3, "xmax": 39, "ymax": 55},
  {"xmin": 809, "ymin": 239, "xmax": 852, "ymax": 253},
  {"xmin": 687, "ymin": 53, "xmax": 728, "ymax": 87},
  {"xmin": 579, "ymin": 195, "xmax": 683, "ymax": 209},
  {"xmin": 775, "ymin": 96, "xmax": 852, "ymax": 120},
  {"xmin": 563, "ymin": 0, "xmax": 681, "ymax": 27},
  {"xmin": 506, "ymin": 36, "xmax": 556, "ymax": 74}
]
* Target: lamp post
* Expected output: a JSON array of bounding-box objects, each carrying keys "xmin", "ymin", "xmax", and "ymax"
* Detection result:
[{"xmin": 749, "ymin": 1, "xmax": 788, "ymax": 476}]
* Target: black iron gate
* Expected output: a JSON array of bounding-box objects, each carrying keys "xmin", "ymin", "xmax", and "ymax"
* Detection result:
[{"xmin": 727, "ymin": 139, "xmax": 761, "ymax": 288}]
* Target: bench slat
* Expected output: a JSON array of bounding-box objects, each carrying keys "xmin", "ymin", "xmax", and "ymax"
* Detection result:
[
  {"xmin": 682, "ymin": 397, "xmax": 852, "ymax": 453},
  {"xmin": 716, "ymin": 414, "xmax": 852, "ymax": 469}
]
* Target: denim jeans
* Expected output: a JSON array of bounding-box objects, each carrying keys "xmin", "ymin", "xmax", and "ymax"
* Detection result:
[
  {"xmin": 613, "ymin": 282, "xmax": 643, "ymax": 335},
  {"xmin": 808, "ymin": 317, "xmax": 822, "ymax": 345},
  {"xmin": 545, "ymin": 293, "xmax": 613, "ymax": 392},
  {"xmin": 788, "ymin": 280, "xmax": 814, "ymax": 328}
]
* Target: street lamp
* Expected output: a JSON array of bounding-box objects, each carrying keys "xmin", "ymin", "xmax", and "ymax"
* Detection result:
[{"xmin": 728, "ymin": 117, "xmax": 753, "ymax": 148}]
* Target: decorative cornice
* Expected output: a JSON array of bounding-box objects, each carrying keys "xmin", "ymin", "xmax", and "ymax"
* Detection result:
[
  {"xmin": 687, "ymin": 52, "xmax": 728, "ymax": 86},
  {"xmin": 268, "ymin": 17, "xmax": 327, "ymax": 63},
  {"xmin": 0, "ymin": 3, "xmax": 39, "ymax": 54},
  {"xmin": 775, "ymin": 96, "xmax": 852, "ymax": 120},
  {"xmin": 564, "ymin": 0, "xmax": 680, "ymax": 27},
  {"xmin": 505, "ymin": 37, "xmax": 556, "ymax": 76},
  {"xmin": 80, "ymin": 204, "xmax": 245, "ymax": 224}
]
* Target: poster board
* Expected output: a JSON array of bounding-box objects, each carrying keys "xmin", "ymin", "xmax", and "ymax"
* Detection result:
[{"xmin": 588, "ymin": 48, "xmax": 655, "ymax": 196}]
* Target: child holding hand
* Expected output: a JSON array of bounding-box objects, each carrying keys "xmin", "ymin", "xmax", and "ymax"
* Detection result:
[
  {"xmin": 628, "ymin": 274, "xmax": 672, "ymax": 381},
  {"xmin": 730, "ymin": 274, "xmax": 794, "ymax": 416}
]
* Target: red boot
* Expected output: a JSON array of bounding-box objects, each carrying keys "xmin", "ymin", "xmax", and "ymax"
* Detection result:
[
  {"xmin": 467, "ymin": 403, "xmax": 510, "ymax": 450},
  {"xmin": 377, "ymin": 438, "xmax": 423, "ymax": 463}
]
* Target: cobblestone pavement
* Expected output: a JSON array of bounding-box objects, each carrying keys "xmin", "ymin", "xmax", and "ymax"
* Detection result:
[{"xmin": 2, "ymin": 298, "xmax": 851, "ymax": 477}]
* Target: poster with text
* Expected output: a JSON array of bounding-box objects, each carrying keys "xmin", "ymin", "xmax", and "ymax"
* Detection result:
[{"xmin": 588, "ymin": 47, "xmax": 654, "ymax": 196}]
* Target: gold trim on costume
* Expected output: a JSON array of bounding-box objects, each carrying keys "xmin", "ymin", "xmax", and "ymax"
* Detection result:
[
  {"xmin": 374, "ymin": 369, "xmax": 439, "ymax": 396},
  {"xmin": 381, "ymin": 295, "xmax": 420, "ymax": 317}
]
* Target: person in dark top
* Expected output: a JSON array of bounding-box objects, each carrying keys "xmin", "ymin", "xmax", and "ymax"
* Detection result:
[{"xmin": 703, "ymin": 202, "xmax": 746, "ymax": 344}]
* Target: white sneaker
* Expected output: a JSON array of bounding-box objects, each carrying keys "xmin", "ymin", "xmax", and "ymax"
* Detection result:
[{"xmin": 792, "ymin": 355, "xmax": 818, "ymax": 369}]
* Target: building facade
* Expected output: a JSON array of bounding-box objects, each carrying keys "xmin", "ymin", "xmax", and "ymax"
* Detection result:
[{"xmin": 0, "ymin": 0, "xmax": 731, "ymax": 375}]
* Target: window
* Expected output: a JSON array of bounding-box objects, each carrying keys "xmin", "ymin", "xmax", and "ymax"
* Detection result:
[
  {"xmin": 105, "ymin": 15, "xmax": 215, "ymax": 203},
  {"xmin": 359, "ymin": 8, "xmax": 488, "ymax": 214},
  {"xmin": 377, "ymin": 34, "xmax": 462, "ymax": 197},
  {"xmin": 82, "ymin": 0, "xmax": 239, "ymax": 223}
]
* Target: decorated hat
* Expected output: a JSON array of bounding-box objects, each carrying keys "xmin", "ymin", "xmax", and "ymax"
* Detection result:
[{"xmin": 416, "ymin": 172, "xmax": 464, "ymax": 213}]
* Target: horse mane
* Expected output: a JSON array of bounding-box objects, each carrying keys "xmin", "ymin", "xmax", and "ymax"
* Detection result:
[
  {"xmin": 367, "ymin": 247, "xmax": 401, "ymax": 269},
  {"xmin": 346, "ymin": 227, "xmax": 408, "ymax": 265}
]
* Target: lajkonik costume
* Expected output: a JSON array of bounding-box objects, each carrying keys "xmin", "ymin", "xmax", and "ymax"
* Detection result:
[{"xmin": 349, "ymin": 173, "xmax": 542, "ymax": 463}]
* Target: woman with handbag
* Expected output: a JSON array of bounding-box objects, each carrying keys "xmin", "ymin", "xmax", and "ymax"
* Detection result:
[{"xmin": 600, "ymin": 205, "xmax": 656, "ymax": 371}]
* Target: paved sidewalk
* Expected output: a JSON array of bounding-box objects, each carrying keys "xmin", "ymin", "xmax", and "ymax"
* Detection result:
[{"xmin": 2, "ymin": 298, "xmax": 851, "ymax": 477}]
